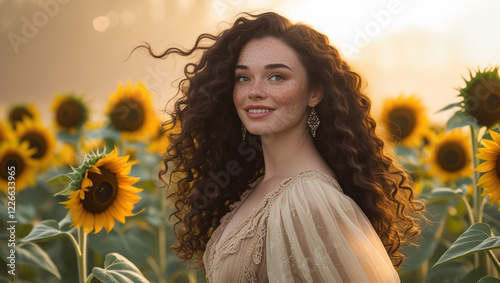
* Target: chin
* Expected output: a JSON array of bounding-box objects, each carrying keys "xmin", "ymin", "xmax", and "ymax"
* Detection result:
[{"xmin": 246, "ymin": 127, "xmax": 268, "ymax": 136}]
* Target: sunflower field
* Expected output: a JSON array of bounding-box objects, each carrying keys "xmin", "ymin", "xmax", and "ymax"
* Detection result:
[
  {"xmin": 382, "ymin": 68, "xmax": 500, "ymax": 283},
  {"xmin": 1, "ymin": 66, "xmax": 500, "ymax": 283},
  {"xmin": 0, "ymin": 82, "xmax": 204, "ymax": 282}
]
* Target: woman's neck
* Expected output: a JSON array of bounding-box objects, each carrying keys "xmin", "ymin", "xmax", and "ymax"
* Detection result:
[{"xmin": 260, "ymin": 126, "xmax": 327, "ymax": 180}]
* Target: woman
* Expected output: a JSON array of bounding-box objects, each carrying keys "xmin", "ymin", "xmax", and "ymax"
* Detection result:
[{"xmin": 145, "ymin": 12, "xmax": 425, "ymax": 282}]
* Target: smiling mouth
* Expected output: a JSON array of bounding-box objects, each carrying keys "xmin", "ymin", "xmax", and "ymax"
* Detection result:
[{"xmin": 246, "ymin": 109, "xmax": 274, "ymax": 114}]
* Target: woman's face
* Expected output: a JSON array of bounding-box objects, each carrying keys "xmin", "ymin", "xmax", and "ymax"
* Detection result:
[{"xmin": 233, "ymin": 36, "xmax": 321, "ymax": 139}]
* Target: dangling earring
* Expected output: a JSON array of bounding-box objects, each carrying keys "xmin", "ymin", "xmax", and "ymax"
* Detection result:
[
  {"xmin": 308, "ymin": 107, "xmax": 320, "ymax": 138},
  {"xmin": 241, "ymin": 124, "xmax": 247, "ymax": 140}
]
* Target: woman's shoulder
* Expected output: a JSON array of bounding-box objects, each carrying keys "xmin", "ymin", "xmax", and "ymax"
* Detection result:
[
  {"xmin": 280, "ymin": 169, "xmax": 342, "ymax": 194},
  {"xmin": 264, "ymin": 169, "xmax": 345, "ymax": 211}
]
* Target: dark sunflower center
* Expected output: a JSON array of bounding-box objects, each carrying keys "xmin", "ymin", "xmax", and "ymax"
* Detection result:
[
  {"xmin": 0, "ymin": 152, "xmax": 25, "ymax": 182},
  {"xmin": 486, "ymin": 93, "xmax": 500, "ymax": 112},
  {"xmin": 20, "ymin": 132, "xmax": 48, "ymax": 159},
  {"xmin": 56, "ymin": 100, "xmax": 84, "ymax": 128},
  {"xmin": 81, "ymin": 167, "xmax": 119, "ymax": 214},
  {"xmin": 388, "ymin": 107, "xmax": 416, "ymax": 142},
  {"xmin": 110, "ymin": 98, "xmax": 145, "ymax": 132},
  {"xmin": 467, "ymin": 79, "xmax": 500, "ymax": 127},
  {"xmin": 496, "ymin": 156, "xmax": 500, "ymax": 179},
  {"xmin": 437, "ymin": 142, "xmax": 467, "ymax": 172},
  {"xmin": 8, "ymin": 107, "xmax": 33, "ymax": 129}
]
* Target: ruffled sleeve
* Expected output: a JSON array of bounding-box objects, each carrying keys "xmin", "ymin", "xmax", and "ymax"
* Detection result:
[{"xmin": 266, "ymin": 176, "xmax": 400, "ymax": 283}]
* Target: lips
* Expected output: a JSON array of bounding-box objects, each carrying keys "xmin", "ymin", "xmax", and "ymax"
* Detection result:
[{"xmin": 244, "ymin": 105, "xmax": 275, "ymax": 119}]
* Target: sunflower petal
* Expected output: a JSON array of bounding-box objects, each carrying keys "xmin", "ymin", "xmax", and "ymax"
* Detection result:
[
  {"xmin": 83, "ymin": 212, "xmax": 95, "ymax": 234},
  {"xmin": 490, "ymin": 130, "xmax": 500, "ymax": 145},
  {"xmin": 117, "ymin": 175, "xmax": 140, "ymax": 185},
  {"xmin": 477, "ymin": 174, "xmax": 489, "ymax": 188},
  {"xmin": 81, "ymin": 170, "xmax": 93, "ymax": 191},
  {"xmin": 108, "ymin": 205, "xmax": 126, "ymax": 223},
  {"xmin": 89, "ymin": 165, "xmax": 101, "ymax": 174},
  {"xmin": 478, "ymin": 147, "xmax": 498, "ymax": 155},
  {"xmin": 120, "ymin": 185, "xmax": 143, "ymax": 194},
  {"xmin": 102, "ymin": 211, "xmax": 115, "ymax": 233},
  {"xmin": 476, "ymin": 151, "xmax": 497, "ymax": 161},
  {"xmin": 483, "ymin": 139, "xmax": 500, "ymax": 151},
  {"xmin": 475, "ymin": 161, "xmax": 496, "ymax": 172},
  {"xmin": 93, "ymin": 213, "xmax": 104, "ymax": 234},
  {"xmin": 477, "ymin": 172, "xmax": 495, "ymax": 188}
]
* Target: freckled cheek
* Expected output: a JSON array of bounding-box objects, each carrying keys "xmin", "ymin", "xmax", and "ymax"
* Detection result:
[
  {"xmin": 273, "ymin": 84, "xmax": 308, "ymax": 108},
  {"xmin": 232, "ymin": 87, "xmax": 245, "ymax": 108}
]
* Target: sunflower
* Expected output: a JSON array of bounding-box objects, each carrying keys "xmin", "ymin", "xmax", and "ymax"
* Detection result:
[
  {"xmin": 380, "ymin": 95, "xmax": 428, "ymax": 147},
  {"xmin": 460, "ymin": 67, "xmax": 500, "ymax": 128},
  {"xmin": 476, "ymin": 129, "xmax": 500, "ymax": 208},
  {"xmin": 51, "ymin": 94, "xmax": 89, "ymax": 133},
  {"xmin": 148, "ymin": 120, "xmax": 181, "ymax": 154},
  {"xmin": 427, "ymin": 130, "xmax": 472, "ymax": 184},
  {"xmin": 0, "ymin": 120, "xmax": 14, "ymax": 144},
  {"xmin": 82, "ymin": 138, "xmax": 105, "ymax": 154},
  {"xmin": 56, "ymin": 143, "xmax": 78, "ymax": 167},
  {"xmin": 60, "ymin": 147, "xmax": 142, "ymax": 233},
  {"xmin": 7, "ymin": 104, "xmax": 40, "ymax": 129},
  {"xmin": 14, "ymin": 118, "xmax": 56, "ymax": 170},
  {"xmin": 106, "ymin": 82, "xmax": 159, "ymax": 141},
  {"xmin": 0, "ymin": 141, "xmax": 36, "ymax": 192}
]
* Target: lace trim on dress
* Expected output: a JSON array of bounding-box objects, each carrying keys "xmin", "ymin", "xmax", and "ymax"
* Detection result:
[
  {"xmin": 205, "ymin": 177, "xmax": 262, "ymax": 273},
  {"xmin": 205, "ymin": 169, "xmax": 341, "ymax": 281}
]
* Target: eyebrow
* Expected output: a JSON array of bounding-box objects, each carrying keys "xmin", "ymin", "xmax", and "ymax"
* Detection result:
[{"xmin": 235, "ymin": 63, "xmax": 293, "ymax": 72}]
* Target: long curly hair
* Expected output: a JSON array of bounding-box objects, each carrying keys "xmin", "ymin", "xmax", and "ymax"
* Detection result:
[{"xmin": 139, "ymin": 12, "xmax": 425, "ymax": 269}]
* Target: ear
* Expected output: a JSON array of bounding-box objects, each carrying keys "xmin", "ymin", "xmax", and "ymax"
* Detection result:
[{"xmin": 308, "ymin": 86, "xmax": 323, "ymax": 107}]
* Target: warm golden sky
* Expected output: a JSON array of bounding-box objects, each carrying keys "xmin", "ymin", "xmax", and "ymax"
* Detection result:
[{"xmin": 1, "ymin": 0, "xmax": 500, "ymax": 125}]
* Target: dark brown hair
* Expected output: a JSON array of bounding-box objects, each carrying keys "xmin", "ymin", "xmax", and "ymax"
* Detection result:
[{"xmin": 139, "ymin": 12, "xmax": 425, "ymax": 269}]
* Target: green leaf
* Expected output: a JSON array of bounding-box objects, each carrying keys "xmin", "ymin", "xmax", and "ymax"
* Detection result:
[
  {"xmin": 88, "ymin": 226, "xmax": 155, "ymax": 267},
  {"xmin": 446, "ymin": 110, "xmax": 480, "ymax": 131},
  {"xmin": 421, "ymin": 187, "xmax": 465, "ymax": 201},
  {"xmin": 92, "ymin": 253, "xmax": 150, "ymax": 283},
  {"xmin": 433, "ymin": 222, "xmax": 500, "ymax": 267},
  {"xmin": 437, "ymin": 102, "xmax": 463, "ymax": 113},
  {"xmin": 47, "ymin": 174, "xmax": 73, "ymax": 196},
  {"xmin": 20, "ymin": 219, "xmax": 74, "ymax": 243},
  {"xmin": 461, "ymin": 268, "xmax": 488, "ymax": 283},
  {"xmin": 478, "ymin": 277, "xmax": 500, "ymax": 283},
  {"xmin": 426, "ymin": 261, "xmax": 470, "ymax": 283},
  {"xmin": 16, "ymin": 242, "xmax": 62, "ymax": 279}
]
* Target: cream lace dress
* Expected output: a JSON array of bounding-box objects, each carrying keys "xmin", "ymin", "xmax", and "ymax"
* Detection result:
[{"xmin": 203, "ymin": 170, "xmax": 401, "ymax": 282}]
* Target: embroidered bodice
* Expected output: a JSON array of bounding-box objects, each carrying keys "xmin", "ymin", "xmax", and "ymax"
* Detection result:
[{"xmin": 203, "ymin": 170, "xmax": 400, "ymax": 283}]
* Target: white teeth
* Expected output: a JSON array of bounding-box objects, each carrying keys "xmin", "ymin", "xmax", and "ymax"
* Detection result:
[{"xmin": 247, "ymin": 109, "xmax": 272, "ymax": 114}]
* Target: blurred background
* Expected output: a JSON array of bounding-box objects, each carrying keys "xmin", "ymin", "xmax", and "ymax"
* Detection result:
[
  {"xmin": 1, "ymin": 1, "xmax": 500, "ymax": 282},
  {"xmin": 1, "ymin": 0, "xmax": 500, "ymax": 124}
]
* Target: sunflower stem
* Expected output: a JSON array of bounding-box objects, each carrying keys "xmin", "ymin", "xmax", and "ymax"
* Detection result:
[
  {"xmin": 461, "ymin": 195, "xmax": 475, "ymax": 225},
  {"xmin": 470, "ymin": 126, "xmax": 489, "ymax": 273},
  {"xmin": 470, "ymin": 126, "xmax": 483, "ymax": 223},
  {"xmin": 86, "ymin": 273, "xmax": 95, "ymax": 283},
  {"xmin": 487, "ymin": 249, "xmax": 500, "ymax": 275},
  {"xmin": 77, "ymin": 227, "xmax": 88, "ymax": 283}
]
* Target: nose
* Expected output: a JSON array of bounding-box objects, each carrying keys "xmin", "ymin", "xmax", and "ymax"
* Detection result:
[{"xmin": 248, "ymin": 80, "xmax": 267, "ymax": 100}]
